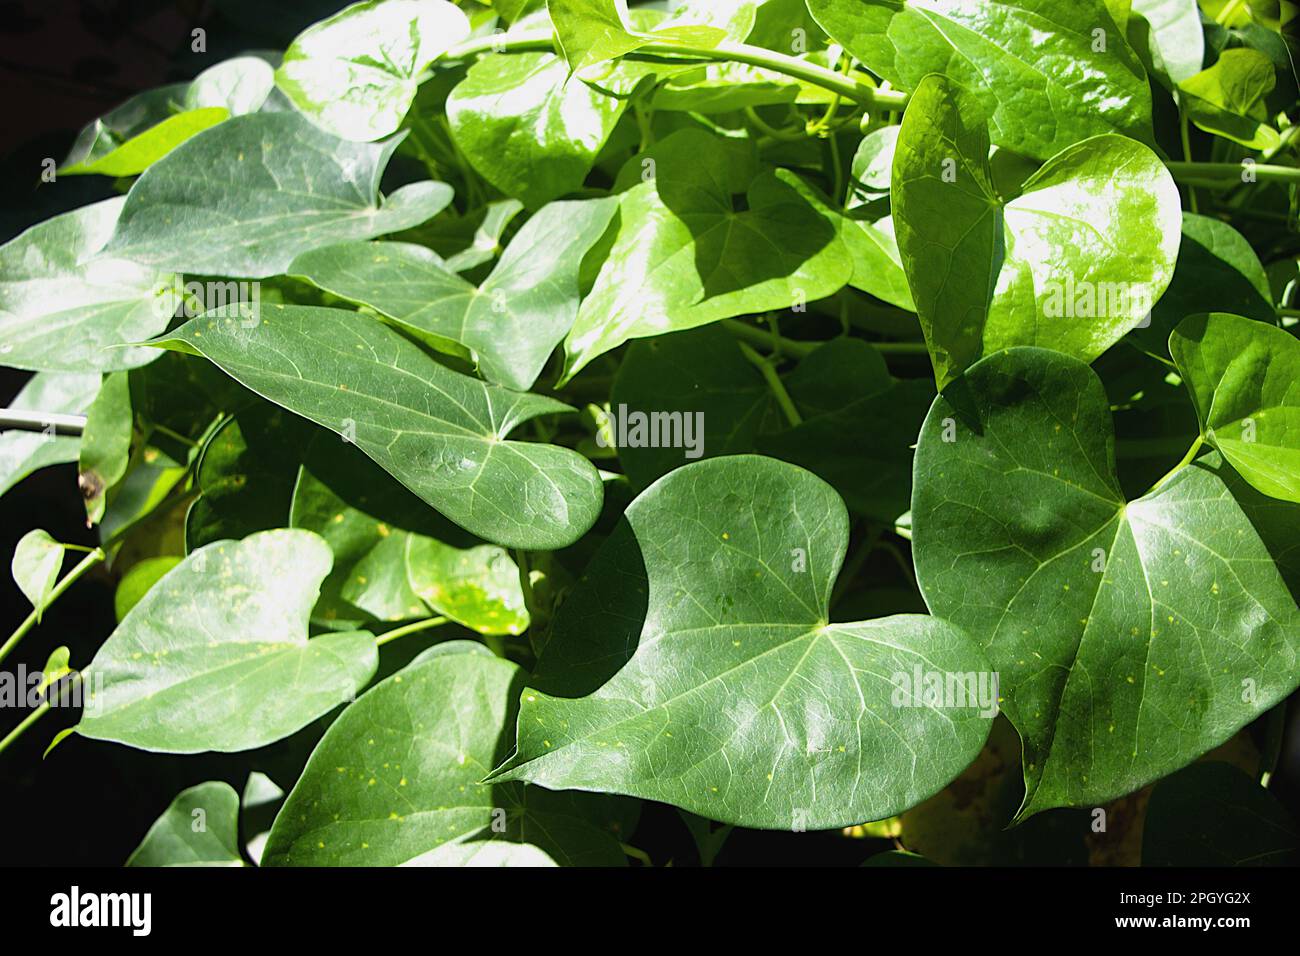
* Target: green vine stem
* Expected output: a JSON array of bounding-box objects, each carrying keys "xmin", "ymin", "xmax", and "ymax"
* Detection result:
[
  {"xmin": 0, "ymin": 671, "xmax": 80, "ymax": 758},
  {"xmin": 373, "ymin": 616, "xmax": 450, "ymax": 647},
  {"xmin": 0, "ymin": 548, "xmax": 105, "ymax": 667},
  {"xmin": 0, "ymin": 695, "xmax": 54, "ymax": 757},
  {"xmin": 1164, "ymin": 161, "xmax": 1300, "ymax": 186},
  {"xmin": 721, "ymin": 318, "xmax": 817, "ymax": 357},
  {"xmin": 439, "ymin": 32, "xmax": 908, "ymax": 111},
  {"xmin": 871, "ymin": 341, "xmax": 930, "ymax": 355},
  {"xmin": 513, "ymin": 548, "xmax": 550, "ymax": 639},
  {"xmin": 437, "ymin": 34, "xmax": 1300, "ymax": 191},
  {"xmin": 736, "ymin": 341, "xmax": 802, "ymax": 426},
  {"xmin": 1145, "ymin": 435, "xmax": 1205, "ymax": 495},
  {"xmin": 1178, "ymin": 105, "xmax": 1199, "ymax": 214}
]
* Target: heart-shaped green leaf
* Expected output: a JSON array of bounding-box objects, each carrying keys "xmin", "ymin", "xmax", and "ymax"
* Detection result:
[
  {"xmin": 61, "ymin": 56, "xmax": 276, "ymax": 178},
  {"xmin": 153, "ymin": 304, "xmax": 603, "ymax": 550},
  {"xmin": 184, "ymin": 56, "xmax": 276, "ymax": 115},
  {"xmin": 1170, "ymin": 312, "xmax": 1300, "ymax": 503},
  {"xmin": 1130, "ymin": 0, "xmax": 1206, "ymax": 86},
  {"xmin": 290, "ymin": 197, "xmax": 618, "ymax": 390},
  {"xmin": 78, "ymin": 529, "xmax": 378, "ymax": 753},
  {"xmin": 0, "ymin": 198, "xmax": 174, "ymax": 372},
  {"xmin": 11, "ymin": 529, "xmax": 64, "ymax": 623},
  {"xmin": 911, "ymin": 346, "xmax": 1300, "ymax": 817},
  {"xmin": 489, "ymin": 455, "xmax": 994, "ymax": 829},
  {"xmin": 405, "ymin": 536, "xmax": 528, "ymax": 635},
  {"xmin": 287, "ymin": 436, "xmax": 509, "ymax": 630},
  {"xmin": 126, "ymin": 782, "xmax": 245, "ymax": 866},
  {"xmin": 893, "ymin": 74, "xmax": 1181, "ymax": 388},
  {"xmin": 262, "ymin": 642, "xmax": 631, "ymax": 865},
  {"xmin": 447, "ymin": 52, "xmax": 628, "ymax": 209},
  {"xmin": 277, "ymin": 0, "xmax": 471, "ymax": 141},
  {"xmin": 78, "ymin": 371, "xmax": 133, "ymax": 525},
  {"xmin": 807, "ymin": 0, "xmax": 1153, "ymax": 160},
  {"xmin": 106, "ymin": 112, "xmax": 452, "ymax": 278},
  {"xmin": 291, "ymin": 458, "xmax": 432, "ymax": 629},
  {"xmin": 563, "ymin": 129, "xmax": 853, "ymax": 380},
  {"xmin": 1180, "ymin": 48, "xmax": 1280, "ymax": 150},
  {"xmin": 62, "ymin": 108, "xmax": 231, "ymax": 178},
  {"xmin": 549, "ymin": 0, "xmax": 730, "ymax": 74},
  {"xmin": 61, "ymin": 83, "xmax": 187, "ymax": 172}
]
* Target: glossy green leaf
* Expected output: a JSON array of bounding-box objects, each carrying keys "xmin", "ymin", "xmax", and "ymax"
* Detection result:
[
  {"xmin": 0, "ymin": 197, "xmax": 174, "ymax": 372},
  {"xmin": 0, "ymin": 373, "xmax": 100, "ymax": 498},
  {"xmin": 849, "ymin": 125, "xmax": 898, "ymax": 199},
  {"xmin": 405, "ymin": 536, "xmax": 528, "ymax": 635},
  {"xmin": 59, "ymin": 78, "xmax": 231, "ymax": 178},
  {"xmin": 290, "ymin": 197, "xmax": 618, "ymax": 390},
  {"xmin": 563, "ymin": 129, "xmax": 854, "ymax": 380},
  {"xmin": 439, "ymin": 199, "xmax": 526, "ymax": 273},
  {"xmin": 288, "ymin": 438, "xmax": 460, "ymax": 628},
  {"xmin": 277, "ymin": 0, "xmax": 471, "ymax": 141},
  {"xmin": 184, "ymin": 56, "xmax": 277, "ymax": 115},
  {"xmin": 489, "ymin": 455, "xmax": 994, "ymax": 829},
  {"xmin": 106, "ymin": 112, "xmax": 452, "ymax": 278},
  {"xmin": 892, "ymin": 75, "xmax": 1181, "ymax": 387},
  {"xmin": 551, "ymin": 0, "xmax": 656, "ymax": 72},
  {"xmin": 61, "ymin": 57, "xmax": 276, "ymax": 178},
  {"xmin": 1142, "ymin": 761, "xmax": 1300, "ymax": 865},
  {"xmin": 12, "ymin": 529, "xmax": 63, "ymax": 623},
  {"xmin": 126, "ymin": 782, "xmax": 245, "ymax": 866},
  {"xmin": 262, "ymin": 644, "xmax": 630, "ymax": 865},
  {"xmin": 806, "ymin": 0, "xmax": 1154, "ymax": 160},
  {"xmin": 911, "ymin": 347, "xmax": 1300, "ymax": 816},
  {"xmin": 1130, "ymin": 0, "xmax": 1205, "ymax": 85},
  {"xmin": 78, "ymin": 529, "xmax": 378, "ymax": 753},
  {"xmin": 61, "ymin": 84, "xmax": 187, "ymax": 172},
  {"xmin": 549, "ymin": 0, "xmax": 730, "ymax": 74},
  {"xmin": 78, "ymin": 371, "xmax": 133, "ymax": 524},
  {"xmin": 62, "ymin": 108, "xmax": 231, "ymax": 178},
  {"xmin": 153, "ymin": 304, "xmax": 603, "ymax": 550},
  {"xmin": 1180, "ymin": 47, "xmax": 1281, "ymax": 149},
  {"xmin": 1170, "ymin": 312, "xmax": 1300, "ymax": 503},
  {"xmin": 114, "ymin": 556, "xmax": 182, "ymax": 623},
  {"xmin": 446, "ymin": 52, "xmax": 629, "ymax": 208}
]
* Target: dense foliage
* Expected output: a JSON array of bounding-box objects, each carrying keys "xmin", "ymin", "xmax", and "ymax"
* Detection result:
[{"xmin": 4, "ymin": 0, "xmax": 1300, "ymax": 867}]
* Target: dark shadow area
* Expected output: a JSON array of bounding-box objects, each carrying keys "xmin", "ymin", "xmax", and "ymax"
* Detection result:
[{"xmin": 530, "ymin": 516, "xmax": 649, "ymax": 698}]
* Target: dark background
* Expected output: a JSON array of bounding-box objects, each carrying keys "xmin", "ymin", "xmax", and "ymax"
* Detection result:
[{"xmin": 1, "ymin": 0, "xmax": 1297, "ymax": 867}]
